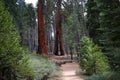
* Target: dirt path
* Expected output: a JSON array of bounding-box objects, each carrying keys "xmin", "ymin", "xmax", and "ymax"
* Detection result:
[
  {"xmin": 55, "ymin": 62, "xmax": 85, "ymax": 80},
  {"xmin": 50, "ymin": 55, "xmax": 86, "ymax": 80}
]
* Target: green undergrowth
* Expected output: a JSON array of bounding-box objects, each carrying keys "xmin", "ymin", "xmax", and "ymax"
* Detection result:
[
  {"xmin": 28, "ymin": 53, "xmax": 59, "ymax": 80},
  {"xmin": 85, "ymin": 71, "xmax": 120, "ymax": 80},
  {"xmin": 78, "ymin": 36, "xmax": 109, "ymax": 75}
]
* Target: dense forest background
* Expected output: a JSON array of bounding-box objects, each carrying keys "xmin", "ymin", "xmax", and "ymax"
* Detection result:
[{"xmin": 0, "ymin": 0, "xmax": 120, "ymax": 80}]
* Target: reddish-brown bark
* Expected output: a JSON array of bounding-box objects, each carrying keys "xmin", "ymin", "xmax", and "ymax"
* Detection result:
[
  {"xmin": 38, "ymin": 0, "xmax": 48, "ymax": 55},
  {"xmin": 54, "ymin": 0, "xmax": 64, "ymax": 55}
]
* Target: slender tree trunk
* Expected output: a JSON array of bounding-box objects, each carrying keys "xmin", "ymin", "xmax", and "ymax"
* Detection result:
[
  {"xmin": 69, "ymin": 47, "xmax": 73, "ymax": 60},
  {"xmin": 38, "ymin": 0, "xmax": 48, "ymax": 55},
  {"xmin": 54, "ymin": 0, "xmax": 64, "ymax": 56},
  {"xmin": 81, "ymin": 1, "xmax": 89, "ymax": 36}
]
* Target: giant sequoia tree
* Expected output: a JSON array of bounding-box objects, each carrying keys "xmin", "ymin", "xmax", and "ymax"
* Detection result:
[
  {"xmin": 54, "ymin": 0, "xmax": 64, "ymax": 55},
  {"xmin": 38, "ymin": 0, "xmax": 48, "ymax": 55}
]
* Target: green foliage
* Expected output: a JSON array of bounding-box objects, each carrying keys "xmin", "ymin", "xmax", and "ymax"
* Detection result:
[
  {"xmin": 0, "ymin": 0, "xmax": 34, "ymax": 79},
  {"xmin": 86, "ymin": 0, "xmax": 120, "ymax": 74},
  {"xmin": 3, "ymin": 0, "xmax": 18, "ymax": 24},
  {"xmin": 93, "ymin": 0, "xmax": 120, "ymax": 71},
  {"xmin": 29, "ymin": 54, "xmax": 58, "ymax": 80},
  {"xmin": 93, "ymin": 0, "xmax": 120, "ymax": 48},
  {"xmin": 107, "ymin": 48, "xmax": 120, "ymax": 71},
  {"xmin": 78, "ymin": 36, "xmax": 109, "ymax": 75},
  {"xmin": 86, "ymin": 0, "xmax": 100, "ymax": 43},
  {"xmin": 63, "ymin": 14, "xmax": 79, "ymax": 48},
  {"xmin": 85, "ymin": 71, "xmax": 120, "ymax": 80},
  {"xmin": 85, "ymin": 74, "xmax": 106, "ymax": 80},
  {"xmin": 13, "ymin": 54, "xmax": 35, "ymax": 79},
  {"xmin": 3, "ymin": 0, "xmax": 37, "ymax": 49},
  {"xmin": 105, "ymin": 71, "xmax": 120, "ymax": 80},
  {"xmin": 62, "ymin": 0, "xmax": 86, "ymax": 54}
]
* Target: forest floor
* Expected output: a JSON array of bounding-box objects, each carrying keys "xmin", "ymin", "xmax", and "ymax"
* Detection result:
[{"xmin": 50, "ymin": 55, "xmax": 86, "ymax": 80}]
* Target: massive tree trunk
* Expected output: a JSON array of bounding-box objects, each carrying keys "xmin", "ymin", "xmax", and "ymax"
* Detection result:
[
  {"xmin": 38, "ymin": 0, "xmax": 48, "ymax": 55},
  {"xmin": 54, "ymin": 0, "xmax": 64, "ymax": 56}
]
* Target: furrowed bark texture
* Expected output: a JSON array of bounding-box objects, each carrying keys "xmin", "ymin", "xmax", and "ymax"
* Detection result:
[
  {"xmin": 54, "ymin": 0, "xmax": 64, "ymax": 55},
  {"xmin": 38, "ymin": 0, "xmax": 48, "ymax": 55}
]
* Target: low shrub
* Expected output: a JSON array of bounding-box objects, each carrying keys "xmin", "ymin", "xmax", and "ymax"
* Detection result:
[
  {"xmin": 107, "ymin": 48, "xmax": 120, "ymax": 71},
  {"xmin": 29, "ymin": 54, "xmax": 58, "ymax": 80},
  {"xmin": 78, "ymin": 36, "xmax": 109, "ymax": 75},
  {"xmin": 104, "ymin": 71, "xmax": 120, "ymax": 80},
  {"xmin": 85, "ymin": 71, "xmax": 120, "ymax": 80},
  {"xmin": 85, "ymin": 74, "xmax": 106, "ymax": 80}
]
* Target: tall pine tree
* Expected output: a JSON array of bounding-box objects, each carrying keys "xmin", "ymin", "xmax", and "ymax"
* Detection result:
[
  {"xmin": 86, "ymin": 0, "xmax": 100, "ymax": 44},
  {"xmin": 94, "ymin": 0, "xmax": 120, "ymax": 71},
  {"xmin": 0, "ymin": 0, "xmax": 33, "ymax": 79}
]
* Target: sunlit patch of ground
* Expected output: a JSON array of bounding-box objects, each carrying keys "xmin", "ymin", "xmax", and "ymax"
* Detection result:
[{"xmin": 54, "ymin": 62, "xmax": 86, "ymax": 80}]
